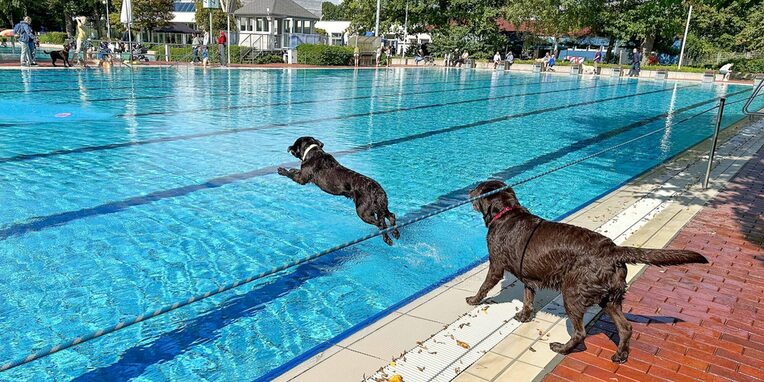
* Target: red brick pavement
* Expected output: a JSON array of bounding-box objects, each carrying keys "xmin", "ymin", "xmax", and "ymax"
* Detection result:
[{"xmin": 544, "ymin": 145, "xmax": 764, "ymax": 382}]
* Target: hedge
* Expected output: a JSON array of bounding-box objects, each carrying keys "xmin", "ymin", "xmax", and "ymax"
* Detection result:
[
  {"xmin": 38, "ymin": 32, "xmax": 67, "ymax": 44},
  {"xmin": 296, "ymin": 44, "xmax": 353, "ymax": 66},
  {"xmin": 726, "ymin": 58, "xmax": 764, "ymax": 74}
]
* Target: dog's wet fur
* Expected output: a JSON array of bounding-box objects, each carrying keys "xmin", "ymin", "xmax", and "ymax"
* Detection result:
[
  {"xmin": 466, "ymin": 180, "xmax": 708, "ymax": 363},
  {"xmin": 278, "ymin": 137, "xmax": 400, "ymax": 245},
  {"xmin": 45, "ymin": 44, "xmax": 71, "ymax": 67}
]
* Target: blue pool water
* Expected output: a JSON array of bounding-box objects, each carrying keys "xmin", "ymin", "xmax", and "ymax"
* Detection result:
[{"xmin": 0, "ymin": 67, "xmax": 756, "ymax": 381}]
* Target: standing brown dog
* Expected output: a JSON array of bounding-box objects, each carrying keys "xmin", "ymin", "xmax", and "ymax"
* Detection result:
[{"xmin": 466, "ymin": 180, "xmax": 707, "ymax": 363}]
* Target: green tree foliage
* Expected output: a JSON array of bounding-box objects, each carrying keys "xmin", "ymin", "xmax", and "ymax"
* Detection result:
[
  {"xmin": 737, "ymin": 6, "xmax": 764, "ymax": 50},
  {"xmin": 321, "ymin": 1, "xmax": 349, "ymax": 20},
  {"xmin": 132, "ymin": 0, "xmax": 173, "ymax": 32},
  {"xmin": 194, "ymin": 0, "xmax": 238, "ymax": 34}
]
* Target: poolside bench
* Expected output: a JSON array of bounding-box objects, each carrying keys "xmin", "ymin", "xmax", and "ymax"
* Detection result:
[
  {"xmin": 570, "ymin": 64, "xmax": 581, "ymax": 75},
  {"xmin": 703, "ymin": 70, "xmax": 716, "ymax": 83},
  {"xmin": 655, "ymin": 69, "xmax": 668, "ymax": 80}
]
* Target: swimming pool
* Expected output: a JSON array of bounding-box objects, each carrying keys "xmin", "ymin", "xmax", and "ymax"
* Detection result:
[{"xmin": 0, "ymin": 67, "xmax": 755, "ymax": 381}]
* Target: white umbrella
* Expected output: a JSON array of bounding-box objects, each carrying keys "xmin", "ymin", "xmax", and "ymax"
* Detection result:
[{"xmin": 120, "ymin": 0, "xmax": 132, "ymax": 25}]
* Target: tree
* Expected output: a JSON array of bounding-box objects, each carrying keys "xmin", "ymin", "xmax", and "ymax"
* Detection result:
[
  {"xmin": 194, "ymin": 0, "xmax": 239, "ymax": 34},
  {"xmin": 737, "ymin": 6, "xmax": 764, "ymax": 51},
  {"xmin": 321, "ymin": 1, "xmax": 348, "ymax": 20},
  {"xmin": 609, "ymin": 0, "xmax": 685, "ymax": 53},
  {"xmin": 132, "ymin": 0, "xmax": 173, "ymax": 33}
]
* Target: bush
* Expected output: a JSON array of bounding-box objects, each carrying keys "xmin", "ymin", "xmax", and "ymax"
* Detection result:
[
  {"xmin": 38, "ymin": 32, "xmax": 68, "ymax": 44},
  {"xmin": 253, "ymin": 53, "xmax": 284, "ymax": 64},
  {"xmin": 726, "ymin": 58, "xmax": 764, "ymax": 74},
  {"xmin": 296, "ymin": 44, "xmax": 353, "ymax": 66}
]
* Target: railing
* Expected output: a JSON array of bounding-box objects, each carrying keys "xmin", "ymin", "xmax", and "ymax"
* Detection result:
[{"xmin": 742, "ymin": 76, "xmax": 764, "ymax": 117}]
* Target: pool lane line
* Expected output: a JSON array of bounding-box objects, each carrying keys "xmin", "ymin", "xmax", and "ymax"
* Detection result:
[
  {"xmin": 0, "ymin": 79, "xmax": 594, "ymax": 164},
  {"xmin": 0, "ymin": 97, "xmax": 726, "ymax": 374},
  {"xmin": 115, "ymin": 76, "xmax": 576, "ymax": 118},
  {"xmin": 0, "ymin": 72, "xmax": 515, "ymax": 126},
  {"xmin": 0, "ymin": 69, "xmax": 447, "ymax": 98},
  {"xmin": 0, "ymin": 67, "xmax": 466, "ymax": 95},
  {"xmin": 0, "ymin": 84, "xmax": 693, "ymax": 240}
]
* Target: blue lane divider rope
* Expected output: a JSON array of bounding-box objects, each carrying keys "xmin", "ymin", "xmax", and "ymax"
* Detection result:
[{"xmin": 0, "ymin": 100, "xmax": 725, "ymax": 372}]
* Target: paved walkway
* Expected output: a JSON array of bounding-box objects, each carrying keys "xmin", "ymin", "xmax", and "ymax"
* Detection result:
[{"xmin": 544, "ymin": 145, "xmax": 764, "ymax": 382}]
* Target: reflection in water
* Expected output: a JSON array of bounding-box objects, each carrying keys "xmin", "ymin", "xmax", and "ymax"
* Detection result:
[{"xmin": 660, "ymin": 83, "xmax": 678, "ymax": 155}]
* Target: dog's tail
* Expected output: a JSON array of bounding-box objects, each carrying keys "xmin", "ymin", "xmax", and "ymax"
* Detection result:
[{"xmin": 614, "ymin": 246, "xmax": 708, "ymax": 266}]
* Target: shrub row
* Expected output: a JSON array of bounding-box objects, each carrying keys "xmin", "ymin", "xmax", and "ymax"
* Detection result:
[
  {"xmin": 296, "ymin": 44, "xmax": 353, "ymax": 66},
  {"xmin": 726, "ymin": 58, "xmax": 764, "ymax": 74},
  {"xmin": 38, "ymin": 32, "xmax": 68, "ymax": 44}
]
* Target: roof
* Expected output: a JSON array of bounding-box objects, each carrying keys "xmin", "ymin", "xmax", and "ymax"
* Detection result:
[{"xmin": 234, "ymin": 0, "xmax": 318, "ymax": 19}]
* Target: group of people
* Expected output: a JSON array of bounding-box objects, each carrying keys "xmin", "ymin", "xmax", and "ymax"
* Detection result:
[
  {"xmin": 190, "ymin": 31, "xmax": 228, "ymax": 67},
  {"xmin": 444, "ymin": 49, "xmax": 471, "ymax": 67},
  {"xmin": 492, "ymin": 51, "xmax": 514, "ymax": 69}
]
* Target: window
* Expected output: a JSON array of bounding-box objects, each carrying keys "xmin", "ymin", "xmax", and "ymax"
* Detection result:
[
  {"xmin": 240, "ymin": 19, "xmax": 246, "ymax": 32},
  {"xmin": 248, "ymin": 18, "xmax": 253, "ymax": 31},
  {"xmin": 284, "ymin": 19, "xmax": 292, "ymax": 33},
  {"xmin": 262, "ymin": 18, "xmax": 269, "ymax": 32}
]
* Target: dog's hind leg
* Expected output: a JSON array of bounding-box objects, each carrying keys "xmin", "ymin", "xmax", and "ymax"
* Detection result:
[
  {"xmin": 550, "ymin": 292, "xmax": 587, "ymax": 354},
  {"xmin": 357, "ymin": 206, "xmax": 393, "ymax": 246},
  {"xmin": 602, "ymin": 301, "xmax": 631, "ymax": 363},
  {"xmin": 466, "ymin": 261, "xmax": 503, "ymax": 305},
  {"xmin": 385, "ymin": 211, "xmax": 400, "ymax": 240},
  {"xmin": 514, "ymin": 286, "xmax": 536, "ymax": 322}
]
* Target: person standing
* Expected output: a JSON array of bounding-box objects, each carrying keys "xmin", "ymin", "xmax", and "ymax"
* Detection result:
[
  {"xmin": 13, "ymin": 16, "xmax": 33, "ymax": 66},
  {"xmin": 217, "ymin": 31, "xmax": 227, "ymax": 66},
  {"xmin": 593, "ymin": 49, "xmax": 602, "ymax": 68},
  {"xmin": 493, "ymin": 51, "xmax": 501, "ymax": 69},
  {"xmin": 75, "ymin": 16, "xmax": 87, "ymax": 65},
  {"xmin": 192, "ymin": 33, "xmax": 202, "ymax": 63},
  {"xmin": 629, "ymin": 48, "xmax": 641, "ymax": 77}
]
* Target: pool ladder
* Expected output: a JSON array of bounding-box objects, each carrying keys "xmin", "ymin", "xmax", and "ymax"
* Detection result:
[{"xmin": 742, "ymin": 77, "xmax": 764, "ymax": 117}]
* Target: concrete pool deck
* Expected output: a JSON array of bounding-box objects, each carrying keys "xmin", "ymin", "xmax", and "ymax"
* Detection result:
[{"xmin": 273, "ymin": 113, "xmax": 764, "ymax": 381}]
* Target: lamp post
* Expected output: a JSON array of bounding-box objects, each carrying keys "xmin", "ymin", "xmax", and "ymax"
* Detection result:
[
  {"xmin": 400, "ymin": 0, "xmax": 408, "ymax": 57},
  {"xmin": 678, "ymin": 4, "xmax": 692, "ymax": 69},
  {"xmin": 103, "ymin": 0, "xmax": 111, "ymax": 39},
  {"xmin": 374, "ymin": 0, "xmax": 381, "ymax": 36}
]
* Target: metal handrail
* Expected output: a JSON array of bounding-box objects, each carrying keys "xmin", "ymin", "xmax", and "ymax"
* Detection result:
[{"xmin": 742, "ymin": 76, "xmax": 764, "ymax": 117}]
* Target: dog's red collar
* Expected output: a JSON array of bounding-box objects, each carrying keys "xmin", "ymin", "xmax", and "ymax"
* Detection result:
[{"xmin": 490, "ymin": 206, "xmax": 515, "ymax": 224}]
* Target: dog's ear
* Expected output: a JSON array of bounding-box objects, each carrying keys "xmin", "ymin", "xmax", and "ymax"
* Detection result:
[{"xmin": 314, "ymin": 138, "xmax": 324, "ymax": 148}]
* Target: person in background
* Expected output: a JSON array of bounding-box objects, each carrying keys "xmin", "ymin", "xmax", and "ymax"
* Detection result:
[
  {"xmin": 191, "ymin": 33, "xmax": 202, "ymax": 63},
  {"xmin": 547, "ymin": 53, "xmax": 556, "ymax": 71},
  {"xmin": 628, "ymin": 48, "xmax": 642, "ymax": 77},
  {"xmin": 353, "ymin": 44, "xmax": 360, "ymax": 66},
  {"xmin": 30, "ymin": 33, "xmax": 39, "ymax": 65},
  {"xmin": 542, "ymin": 52, "xmax": 551, "ymax": 71},
  {"xmin": 13, "ymin": 16, "xmax": 33, "ymax": 66},
  {"xmin": 375, "ymin": 45, "xmax": 382, "ymax": 66},
  {"xmin": 202, "ymin": 45, "xmax": 209, "ymax": 67},
  {"xmin": 217, "ymin": 31, "xmax": 227, "ymax": 66},
  {"xmin": 719, "ymin": 63, "xmax": 734, "ymax": 81},
  {"xmin": 493, "ymin": 51, "xmax": 502, "ymax": 69},
  {"xmin": 75, "ymin": 16, "xmax": 87, "ymax": 65},
  {"xmin": 593, "ymin": 49, "xmax": 602, "ymax": 69}
]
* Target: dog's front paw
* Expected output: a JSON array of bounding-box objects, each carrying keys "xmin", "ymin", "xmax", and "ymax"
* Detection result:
[
  {"xmin": 513, "ymin": 309, "xmax": 533, "ymax": 323},
  {"xmin": 382, "ymin": 235, "xmax": 394, "ymax": 246},
  {"xmin": 465, "ymin": 296, "xmax": 483, "ymax": 306},
  {"xmin": 277, "ymin": 167, "xmax": 290, "ymax": 176},
  {"xmin": 550, "ymin": 342, "xmax": 568, "ymax": 354},
  {"xmin": 611, "ymin": 350, "xmax": 629, "ymax": 364}
]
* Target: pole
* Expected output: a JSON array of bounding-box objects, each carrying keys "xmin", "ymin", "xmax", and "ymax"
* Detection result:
[
  {"xmin": 105, "ymin": 0, "xmax": 111, "ymax": 39},
  {"xmin": 209, "ymin": 10, "xmax": 213, "ymax": 45},
  {"xmin": 374, "ymin": 0, "xmax": 381, "ymax": 36},
  {"xmin": 401, "ymin": 1, "xmax": 408, "ymax": 57},
  {"xmin": 703, "ymin": 97, "xmax": 725, "ymax": 189},
  {"xmin": 678, "ymin": 5, "xmax": 692, "ymax": 69},
  {"xmin": 226, "ymin": 14, "xmax": 230, "ymax": 66}
]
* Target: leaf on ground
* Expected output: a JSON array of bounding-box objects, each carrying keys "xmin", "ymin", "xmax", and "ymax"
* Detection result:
[
  {"xmin": 456, "ymin": 340, "xmax": 470, "ymax": 349},
  {"xmin": 529, "ymin": 346, "xmax": 536, "ymax": 352}
]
